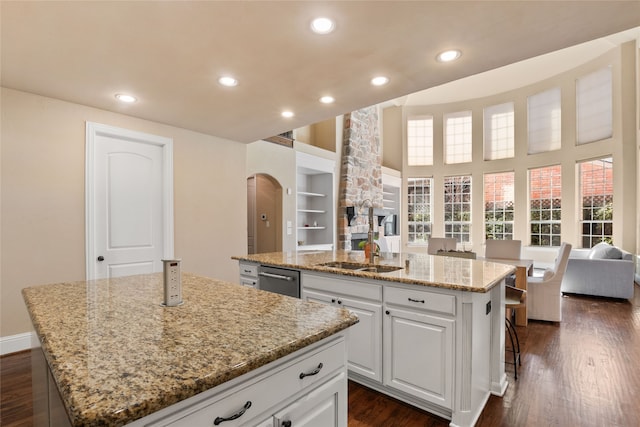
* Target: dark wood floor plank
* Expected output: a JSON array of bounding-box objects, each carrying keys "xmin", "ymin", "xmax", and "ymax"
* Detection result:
[{"xmin": 2, "ymin": 284, "xmax": 639, "ymax": 426}]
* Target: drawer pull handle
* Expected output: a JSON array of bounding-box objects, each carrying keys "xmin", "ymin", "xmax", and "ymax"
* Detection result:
[
  {"xmin": 282, "ymin": 421, "xmax": 292, "ymax": 427},
  {"xmin": 408, "ymin": 297, "xmax": 425, "ymax": 303},
  {"xmin": 213, "ymin": 401, "xmax": 252, "ymax": 425},
  {"xmin": 259, "ymin": 272, "xmax": 294, "ymax": 281},
  {"xmin": 299, "ymin": 362, "xmax": 323, "ymax": 379}
]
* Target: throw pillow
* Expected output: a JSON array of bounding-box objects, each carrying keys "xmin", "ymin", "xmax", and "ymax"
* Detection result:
[{"xmin": 588, "ymin": 242, "xmax": 623, "ymax": 260}]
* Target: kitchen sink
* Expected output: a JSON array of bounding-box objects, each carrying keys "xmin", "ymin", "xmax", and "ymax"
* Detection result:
[{"xmin": 318, "ymin": 261, "xmax": 403, "ymax": 273}]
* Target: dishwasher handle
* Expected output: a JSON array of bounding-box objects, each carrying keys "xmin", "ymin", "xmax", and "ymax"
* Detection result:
[{"xmin": 258, "ymin": 272, "xmax": 294, "ymax": 281}]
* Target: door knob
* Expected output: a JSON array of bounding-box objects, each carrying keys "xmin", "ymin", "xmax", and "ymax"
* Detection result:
[{"xmin": 97, "ymin": 256, "xmax": 104, "ymax": 262}]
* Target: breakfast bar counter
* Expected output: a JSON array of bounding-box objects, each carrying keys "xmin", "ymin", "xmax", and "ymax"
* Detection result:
[
  {"xmin": 232, "ymin": 250, "xmax": 515, "ymax": 293},
  {"xmin": 22, "ymin": 273, "xmax": 358, "ymax": 426}
]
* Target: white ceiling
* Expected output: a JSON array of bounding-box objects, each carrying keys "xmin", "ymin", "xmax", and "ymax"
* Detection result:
[{"xmin": 2, "ymin": 1, "xmax": 639, "ymax": 143}]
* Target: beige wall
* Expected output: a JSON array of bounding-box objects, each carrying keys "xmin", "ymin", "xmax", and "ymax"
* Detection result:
[
  {"xmin": 395, "ymin": 43, "xmax": 638, "ymax": 255},
  {"xmin": 1, "ymin": 88, "xmax": 247, "ymax": 338},
  {"xmin": 382, "ymin": 105, "xmax": 403, "ymax": 171},
  {"xmin": 246, "ymin": 140, "xmax": 297, "ymax": 252}
]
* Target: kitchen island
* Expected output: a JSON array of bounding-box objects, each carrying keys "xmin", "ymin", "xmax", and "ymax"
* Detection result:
[
  {"xmin": 233, "ymin": 250, "xmax": 516, "ymax": 427},
  {"xmin": 22, "ymin": 273, "xmax": 358, "ymax": 426}
]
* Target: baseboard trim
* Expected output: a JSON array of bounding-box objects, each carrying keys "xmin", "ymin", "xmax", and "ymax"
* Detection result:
[{"xmin": 1, "ymin": 332, "xmax": 37, "ymax": 356}]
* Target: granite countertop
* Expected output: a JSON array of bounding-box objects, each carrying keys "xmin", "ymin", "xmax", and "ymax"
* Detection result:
[
  {"xmin": 22, "ymin": 273, "xmax": 358, "ymax": 427},
  {"xmin": 233, "ymin": 250, "xmax": 515, "ymax": 292}
]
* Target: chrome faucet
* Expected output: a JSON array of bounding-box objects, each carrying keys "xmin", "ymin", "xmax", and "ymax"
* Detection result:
[{"xmin": 367, "ymin": 206, "xmax": 376, "ymax": 264}]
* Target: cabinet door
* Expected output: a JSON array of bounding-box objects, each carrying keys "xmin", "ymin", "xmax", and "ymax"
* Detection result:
[
  {"xmin": 383, "ymin": 307, "xmax": 454, "ymax": 409},
  {"xmin": 338, "ymin": 296, "xmax": 382, "ymax": 383},
  {"xmin": 274, "ymin": 373, "xmax": 346, "ymax": 427},
  {"xmin": 303, "ymin": 289, "xmax": 383, "ymax": 383}
]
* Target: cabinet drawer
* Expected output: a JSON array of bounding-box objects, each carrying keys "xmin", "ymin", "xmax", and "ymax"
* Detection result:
[
  {"xmin": 303, "ymin": 272, "xmax": 382, "ymax": 302},
  {"xmin": 150, "ymin": 339, "xmax": 345, "ymax": 427},
  {"xmin": 239, "ymin": 263, "xmax": 258, "ymax": 278},
  {"xmin": 385, "ymin": 286, "xmax": 456, "ymax": 316},
  {"xmin": 240, "ymin": 277, "xmax": 257, "ymax": 288}
]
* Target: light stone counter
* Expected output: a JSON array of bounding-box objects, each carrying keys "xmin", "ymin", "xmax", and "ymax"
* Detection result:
[
  {"xmin": 22, "ymin": 273, "xmax": 358, "ymax": 426},
  {"xmin": 232, "ymin": 250, "xmax": 515, "ymax": 292}
]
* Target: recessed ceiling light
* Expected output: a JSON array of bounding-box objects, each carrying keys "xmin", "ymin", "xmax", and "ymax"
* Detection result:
[
  {"xmin": 436, "ymin": 50, "xmax": 462, "ymax": 62},
  {"xmin": 115, "ymin": 93, "xmax": 137, "ymax": 103},
  {"xmin": 371, "ymin": 76, "xmax": 389, "ymax": 86},
  {"xmin": 319, "ymin": 96, "xmax": 335, "ymax": 104},
  {"xmin": 281, "ymin": 111, "xmax": 294, "ymax": 118},
  {"xmin": 218, "ymin": 76, "xmax": 238, "ymax": 87},
  {"xmin": 311, "ymin": 17, "xmax": 335, "ymax": 34}
]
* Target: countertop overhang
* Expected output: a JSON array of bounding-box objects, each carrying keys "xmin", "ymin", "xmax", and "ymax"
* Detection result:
[
  {"xmin": 22, "ymin": 273, "xmax": 358, "ymax": 426},
  {"xmin": 233, "ymin": 250, "xmax": 516, "ymax": 293}
]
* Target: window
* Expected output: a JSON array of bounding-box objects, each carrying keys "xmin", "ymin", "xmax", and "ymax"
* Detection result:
[
  {"xmin": 529, "ymin": 165, "xmax": 562, "ymax": 246},
  {"xmin": 444, "ymin": 111, "xmax": 472, "ymax": 164},
  {"xmin": 484, "ymin": 172, "xmax": 515, "ymax": 240},
  {"xmin": 576, "ymin": 67, "xmax": 613, "ymax": 145},
  {"xmin": 407, "ymin": 178, "xmax": 433, "ymax": 244},
  {"xmin": 484, "ymin": 102, "xmax": 514, "ymax": 160},
  {"xmin": 444, "ymin": 175, "xmax": 472, "ymax": 243},
  {"xmin": 579, "ymin": 157, "xmax": 613, "ymax": 248},
  {"xmin": 528, "ymin": 88, "xmax": 561, "ymax": 154},
  {"xmin": 407, "ymin": 117, "xmax": 433, "ymax": 166}
]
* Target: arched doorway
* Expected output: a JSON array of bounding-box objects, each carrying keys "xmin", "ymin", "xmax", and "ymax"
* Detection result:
[{"xmin": 247, "ymin": 174, "xmax": 283, "ymax": 254}]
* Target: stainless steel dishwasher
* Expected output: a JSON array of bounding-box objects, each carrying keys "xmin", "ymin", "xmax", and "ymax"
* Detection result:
[{"xmin": 257, "ymin": 265, "xmax": 300, "ymax": 298}]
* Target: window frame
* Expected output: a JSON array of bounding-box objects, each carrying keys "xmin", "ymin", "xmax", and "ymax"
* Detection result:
[
  {"xmin": 578, "ymin": 157, "xmax": 613, "ymax": 248},
  {"xmin": 529, "ymin": 165, "xmax": 562, "ymax": 247},
  {"xmin": 406, "ymin": 177, "xmax": 433, "ymax": 245},
  {"xmin": 443, "ymin": 175, "xmax": 472, "ymax": 243},
  {"xmin": 484, "ymin": 171, "xmax": 515, "ymax": 241}
]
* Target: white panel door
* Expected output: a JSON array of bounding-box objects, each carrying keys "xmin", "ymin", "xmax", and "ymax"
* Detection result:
[
  {"xmin": 339, "ymin": 296, "xmax": 382, "ymax": 382},
  {"xmin": 384, "ymin": 307, "xmax": 454, "ymax": 409},
  {"xmin": 86, "ymin": 122, "xmax": 173, "ymax": 280}
]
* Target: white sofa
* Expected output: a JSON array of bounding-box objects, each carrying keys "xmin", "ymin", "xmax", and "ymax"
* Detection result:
[{"xmin": 561, "ymin": 242, "xmax": 635, "ymax": 300}]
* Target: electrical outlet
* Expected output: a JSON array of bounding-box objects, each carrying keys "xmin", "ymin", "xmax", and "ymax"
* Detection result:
[{"xmin": 162, "ymin": 259, "xmax": 182, "ymax": 307}]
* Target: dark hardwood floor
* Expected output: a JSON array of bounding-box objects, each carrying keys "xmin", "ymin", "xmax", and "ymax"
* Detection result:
[{"xmin": 3, "ymin": 284, "xmax": 639, "ymax": 427}]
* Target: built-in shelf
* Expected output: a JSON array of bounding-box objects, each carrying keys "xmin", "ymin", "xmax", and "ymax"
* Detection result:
[
  {"xmin": 298, "ymin": 191, "xmax": 326, "ymax": 197},
  {"xmin": 382, "ymin": 169, "xmax": 402, "ymax": 240},
  {"xmin": 296, "ymin": 151, "xmax": 335, "ymax": 250}
]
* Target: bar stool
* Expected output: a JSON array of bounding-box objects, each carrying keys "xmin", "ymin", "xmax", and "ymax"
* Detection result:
[{"xmin": 505, "ymin": 285, "xmax": 526, "ymax": 380}]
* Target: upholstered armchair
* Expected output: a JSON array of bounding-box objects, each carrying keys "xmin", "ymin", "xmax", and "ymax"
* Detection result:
[
  {"xmin": 526, "ymin": 242, "xmax": 572, "ymax": 322},
  {"xmin": 427, "ymin": 237, "xmax": 457, "ymax": 255}
]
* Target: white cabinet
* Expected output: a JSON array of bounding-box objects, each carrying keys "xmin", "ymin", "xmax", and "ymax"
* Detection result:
[
  {"xmin": 383, "ymin": 286, "xmax": 454, "ymax": 409},
  {"xmin": 302, "ymin": 273, "xmax": 383, "ymax": 383},
  {"xmin": 273, "ymin": 373, "xmax": 345, "ymax": 427},
  {"xmin": 296, "ymin": 152, "xmax": 335, "ymax": 250},
  {"xmin": 383, "ymin": 307, "xmax": 454, "ymax": 409},
  {"xmin": 140, "ymin": 336, "xmax": 348, "ymax": 427},
  {"xmin": 238, "ymin": 261, "xmax": 259, "ymax": 288}
]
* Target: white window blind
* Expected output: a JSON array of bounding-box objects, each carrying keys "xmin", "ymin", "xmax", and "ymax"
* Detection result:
[
  {"xmin": 576, "ymin": 67, "xmax": 613, "ymax": 145},
  {"xmin": 528, "ymin": 88, "xmax": 561, "ymax": 154},
  {"xmin": 484, "ymin": 102, "xmax": 514, "ymax": 160},
  {"xmin": 444, "ymin": 111, "xmax": 472, "ymax": 164},
  {"xmin": 407, "ymin": 117, "xmax": 434, "ymax": 166}
]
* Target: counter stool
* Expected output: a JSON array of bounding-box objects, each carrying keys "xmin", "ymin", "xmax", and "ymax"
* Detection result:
[{"xmin": 505, "ymin": 285, "xmax": 526, "ymax": 380}]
